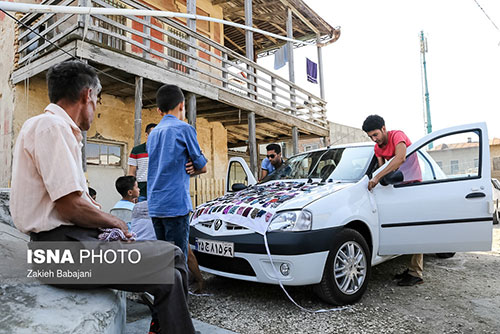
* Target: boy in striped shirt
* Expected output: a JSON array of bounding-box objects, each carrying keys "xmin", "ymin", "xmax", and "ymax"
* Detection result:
[{"xmin": 128, "ymin": 123, "xmax": 156, "ymax": 202}]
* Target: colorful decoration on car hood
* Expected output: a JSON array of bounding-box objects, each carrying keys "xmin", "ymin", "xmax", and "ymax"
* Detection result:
[{"xmin": 190, "ymin": 181, "xmax": 337, "ymax": 234}]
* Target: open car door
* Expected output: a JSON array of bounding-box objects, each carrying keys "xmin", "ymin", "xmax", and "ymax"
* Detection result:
[
  {"xmin": 375, "ymin": 122, "xmax": 493, "ymax": 255},
  {"xmin": 226, "ymin": 157, "xmax": 257, "ymax": 194}
]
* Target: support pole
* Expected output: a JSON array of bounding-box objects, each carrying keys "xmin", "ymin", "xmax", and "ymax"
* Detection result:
[
  {"xmin": 287, "ymin": 8, "xmax": 299, "ymax": 155},
  {"xmin": 316, "ymin": 36, "xmax": 325, "ymax": 100},
  {"xmin": 244, "ymin": 0, "xmax": 254, "ymax": 97},
  {"xmin": 80, "ymin": 58, "xmax": 88, "ymax": 172},
  {"xmin": 134, "ymin": 76, "xmax": 143, "ymax": 147},
  {"xmin": 186, "ymin": 92, "xmax": 197, "ymax": 128},
  {"xmin": 187, "ymin": 0, "xmax": 196, "ymax": 74},
  {"xmin": 292, "ymin": 127, "xmax": 299, "ymax": 155},
  {"xmin": 248, "ymin": 111, "xmax": 258, "ymax": 178},
  {"xmin": 245, "ymin": 0, "xmax": 257, "ymax": 177},
  {"xmin": 286, "ymin": 8, "xmax": 295, "ymax": 84}
]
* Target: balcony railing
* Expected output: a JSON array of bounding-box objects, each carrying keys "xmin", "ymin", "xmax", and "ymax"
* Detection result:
[{"xmin": 15, "ymin": 0, "xmax": 328, "ymax": 128}]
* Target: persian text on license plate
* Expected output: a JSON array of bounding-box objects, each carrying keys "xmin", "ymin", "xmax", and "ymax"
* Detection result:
[{"xmin": 195, "ymin": 238, "xmax": 234, "ymax": 258}]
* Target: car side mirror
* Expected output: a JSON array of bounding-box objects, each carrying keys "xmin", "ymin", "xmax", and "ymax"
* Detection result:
[
  {"xmin": 231, "ymin": 183, "xmax": 247, "ymax": 192},
  {"xmin": 380, "ymin": 170, "xmax": 404, "ymax": 186}
]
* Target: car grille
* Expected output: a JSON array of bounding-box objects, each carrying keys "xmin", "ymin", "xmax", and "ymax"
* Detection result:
[
  {"xmin": 200, "ymin": 221, "xmax": 213, "ymax": 228},
  {"xmin": 225, "ymin": 222, "xmax": 247, "ymax": 230},
  {"xmin": 194, "ymin": 251, "xmax": 256, "ymax": 276},
  {"xmin": 198, "ymin": 220, "xmax": 248, "ymax": 231}
]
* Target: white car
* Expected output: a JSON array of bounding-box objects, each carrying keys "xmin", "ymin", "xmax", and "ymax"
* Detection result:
[{"xmin": 189, "ymin": 123, "xmax": 494, "ymax": 305}]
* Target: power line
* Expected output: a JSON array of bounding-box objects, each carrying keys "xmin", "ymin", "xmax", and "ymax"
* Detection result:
[{"xmin": 472, "ymin": 0, "xmax": 500, "ymax": 33}]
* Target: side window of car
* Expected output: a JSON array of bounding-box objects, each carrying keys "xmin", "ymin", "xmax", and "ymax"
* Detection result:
[
  {"xmin": 396, "ymin": 130, "xmax": 481, "ymax": 186},
  {"xmin": 228, "ymin": 161, "xmax": 248, "ymax": 189}
]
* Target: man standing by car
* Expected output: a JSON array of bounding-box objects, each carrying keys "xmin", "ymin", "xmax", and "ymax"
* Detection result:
[
  {"xmin": 362, "ymin": 114, "xmax": 424, "ymax": 286},
  {"xmin": 147, "ymin": 84, "xmax": 207, "ymax": 261},
  {"xmin": 128, "ymin": 122, "xmax": 156, "ymax": 202},
  {"xmin": 260, "ymin": 143, "xmax": 284, "ymax": 180}
]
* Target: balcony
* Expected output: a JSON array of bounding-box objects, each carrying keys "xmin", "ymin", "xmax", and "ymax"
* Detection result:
[{"xmin": 12, "ymin": 0, "xmax": 330, "ymax": 147}]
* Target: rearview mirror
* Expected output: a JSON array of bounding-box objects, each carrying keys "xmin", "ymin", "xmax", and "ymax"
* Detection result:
[
  {"xmin": 380, "ymin": 170, "xmax": 404, "ymax": 186},
  {"xmin": 231, "ymin": 183, "xmax": 247, "ymax": 192}
]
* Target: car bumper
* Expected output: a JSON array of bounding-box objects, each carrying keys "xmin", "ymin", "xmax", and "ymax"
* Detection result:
[{"xmin": 189, "ymin": 226, "xmax": 342, "ymax": 286}]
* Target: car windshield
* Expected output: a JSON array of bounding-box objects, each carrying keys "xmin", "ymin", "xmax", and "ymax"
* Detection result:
[{"xmin": 260, "ymin": 146, "xmax": 374, "ymax": 183}]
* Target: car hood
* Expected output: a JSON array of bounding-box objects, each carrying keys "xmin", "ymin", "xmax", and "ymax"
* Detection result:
[
  {"xmin": 190, "ymin": 180, "xmax": 352, "ymax": 235},
  {"xmin": 263, "ymin": 180, "xmax": 351, "ymax": 210}
]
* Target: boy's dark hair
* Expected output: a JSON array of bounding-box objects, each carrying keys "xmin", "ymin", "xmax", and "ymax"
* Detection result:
[
  {"xmin": 266, "ymin": 143, "xmax": 281, "ymax": 154},
  {"xmin": 115, "ymin": 176, "xmax": 136, "ymax": 198},
  {"xmin": 145, "ymin": 123, "xmax": 157, "ymax": 134},
  {"xmin": 362, "ymin": 115, "xmax": 385, "ymax": 132},
  {"xmin": 46, "ymin": 60, "xmax": 100, "ymax": 104},
  {"xmin": 156, "ymin": 85, "xmax": 184, "ymax": 113},
  {"xmin": 88, "ymin": 187, "xmax": 96, "ymax": 198}
]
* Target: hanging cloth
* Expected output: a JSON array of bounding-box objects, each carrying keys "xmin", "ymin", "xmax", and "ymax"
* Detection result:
[
  {"xmin": 306, "ymin": 58, "xmax": 318, "ymax": 84},
  {"xmin": 274, "ymin": 44, "xmax": 289, "ymax": 70}
]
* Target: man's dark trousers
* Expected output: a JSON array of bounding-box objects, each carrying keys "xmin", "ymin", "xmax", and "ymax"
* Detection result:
[{"xmin": 31, "ymin": 225, "xmax": 195, "ymax": 334}]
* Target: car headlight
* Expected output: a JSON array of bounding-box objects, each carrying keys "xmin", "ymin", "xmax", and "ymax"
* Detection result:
[{"xmin": 267, "ymin": 210, "xmax": 312, "ymax": 232}]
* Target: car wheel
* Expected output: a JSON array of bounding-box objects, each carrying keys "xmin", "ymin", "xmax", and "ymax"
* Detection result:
[
  {"xmin": 435, "ymin": 252, "xmax": 455, "ymax": 259},
  {"xmin": 314, "ymin": 228, "xmax": 371, "ymax": 305}
]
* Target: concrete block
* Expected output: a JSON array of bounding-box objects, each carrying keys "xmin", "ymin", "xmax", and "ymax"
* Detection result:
[
  {"xmin": 0, "ymin": 188, "xmax": 14, "ymax": 227},
  {"xmin": 0, "ymin": 219, "xmax": 126, "ymax": 334}
]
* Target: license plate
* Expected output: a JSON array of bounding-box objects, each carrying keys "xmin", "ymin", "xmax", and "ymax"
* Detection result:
[{"xmin": 195, "ymin": 238, "xmax": 234, "ymax": 258}]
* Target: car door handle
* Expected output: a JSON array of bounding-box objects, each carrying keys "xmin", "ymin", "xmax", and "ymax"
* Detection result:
[{"xmin": 466, "ymin": 192, "xmax": 486, "ymax": 199}]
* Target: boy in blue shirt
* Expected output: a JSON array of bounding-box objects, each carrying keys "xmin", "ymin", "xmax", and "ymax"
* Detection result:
[
  {"xmin": 112, "ymin": 175, "xmax": 140, "ymax": 210},
  {"xmin": 147, "ymin": 85, "xmax": 207, "ymax": 261},
  {"xmin": 111, "ymin": 176, "xmax": 139, "ymax": 229}
]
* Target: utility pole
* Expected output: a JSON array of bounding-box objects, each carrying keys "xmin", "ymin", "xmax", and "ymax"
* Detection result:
[{"xmin": 420, "ymin": 31, "xmax": 433, "ymax": 148}]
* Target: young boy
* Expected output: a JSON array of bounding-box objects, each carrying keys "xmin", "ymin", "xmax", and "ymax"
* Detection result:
[
  {"xmin": 112, "ymin": 176, "xmax": 140, "ymax": 229},
  {"xmin": 147, "ymin": 84, "xmax": 207, "ymax": 261},
  {"xmin": 113, "ymin": 175, "xmax": 140, "ymax": 209}
]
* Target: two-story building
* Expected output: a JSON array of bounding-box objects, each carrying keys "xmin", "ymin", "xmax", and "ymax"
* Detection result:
[{"xmin": 0, "ymin": 0, "xmax": 339, "ymax": 210}]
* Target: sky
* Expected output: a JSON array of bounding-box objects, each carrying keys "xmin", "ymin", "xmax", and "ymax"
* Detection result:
[{"xmin": 260, "ymin": 0, "xmax": 500, "ymax": 141}]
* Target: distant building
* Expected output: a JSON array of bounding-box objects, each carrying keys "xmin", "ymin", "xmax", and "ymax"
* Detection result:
[{"xmin": 427, "ymin": 137, "xmax": 500, "ymax": 179}]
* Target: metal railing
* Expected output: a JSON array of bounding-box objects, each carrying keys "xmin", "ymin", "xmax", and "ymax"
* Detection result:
[{"xmin": 15, "ymin": 0, "xmax": 328, "ymax": 128}]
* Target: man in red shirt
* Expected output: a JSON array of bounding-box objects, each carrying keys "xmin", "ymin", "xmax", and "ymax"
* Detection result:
[{"xmin": 362, "ymin": 115, "xmax": 424, "ymax": 286}]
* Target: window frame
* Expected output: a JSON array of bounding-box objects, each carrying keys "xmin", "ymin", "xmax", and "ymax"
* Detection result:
[
  {"xmin": 86, "ymin": 139, "xmax": 126, "ymax": 168},
  {"xmin": 394, "ymin": 129, "xmax": 483, "ymax": 189}
]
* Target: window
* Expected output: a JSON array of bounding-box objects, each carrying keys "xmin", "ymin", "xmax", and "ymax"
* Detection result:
[
  {"xmin": 86, "ymin": 141, "xmax": 123, "ymax": 166},
  {"xmin": 450, "ymin": 160, "xmax": 459, "ymax": 175},
  {"xmin": 304, "ymin": 144, "xmax": 319, "ymax": 152},
  {"xmin": 396, "ymin": 130, "xmax": 480, "ymax": 186},
  {"xmin": 167, "ymin": 27, "xmax": 188, "ymax": 73},
  {"xmin": 228, "ymin": 161, "xmax": 248, "ymax": 191}
]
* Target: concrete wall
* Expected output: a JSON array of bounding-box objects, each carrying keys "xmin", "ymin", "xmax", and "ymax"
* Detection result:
[
  {"xmin": 10, "ymin": 77, "xmax": 228, "ymax": 211},
  {"xmin": 329, "ymin": 122, "xmax": 368, "ymax": 146},
  {"xmin": 428, "ymin": 147, "xmax": 479, "ymax": 176}
]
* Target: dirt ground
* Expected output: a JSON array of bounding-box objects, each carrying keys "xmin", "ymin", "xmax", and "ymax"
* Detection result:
[{"xmin": 181, "ymin": 225, "xmax": 500, "ymax": 334}]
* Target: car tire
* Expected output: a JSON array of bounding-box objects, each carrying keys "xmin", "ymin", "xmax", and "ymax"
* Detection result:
[
  {"xmin": 314, "ymin": 228, "xmax": 371, "ymax": 305},
  {"xmin": 435, "ymin": 252, "xmax": 456, "ymax": 259}
]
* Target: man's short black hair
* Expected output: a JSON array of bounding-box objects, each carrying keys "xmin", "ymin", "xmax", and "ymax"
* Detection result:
[
  {"xmin": 156, "ymin": 85, "xmax": 184, "ymax": 113},
  {"xmin": 46, "ymin": 60, "xmax": 100, "ymax": 104},
  {"xmin": 362, "ymin": 115, "xmax": 385, "ymax": 132},
  {"xmin": 266, "ymin": 143, "xmax": 281, "ymax": 154},
  {"xmin": 115, "ymin": 176, "xmax": 136, "ymax": 198},
  {"xmin": 145, "ymin": 123, "xmax": 157, "ymax": 134}
]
